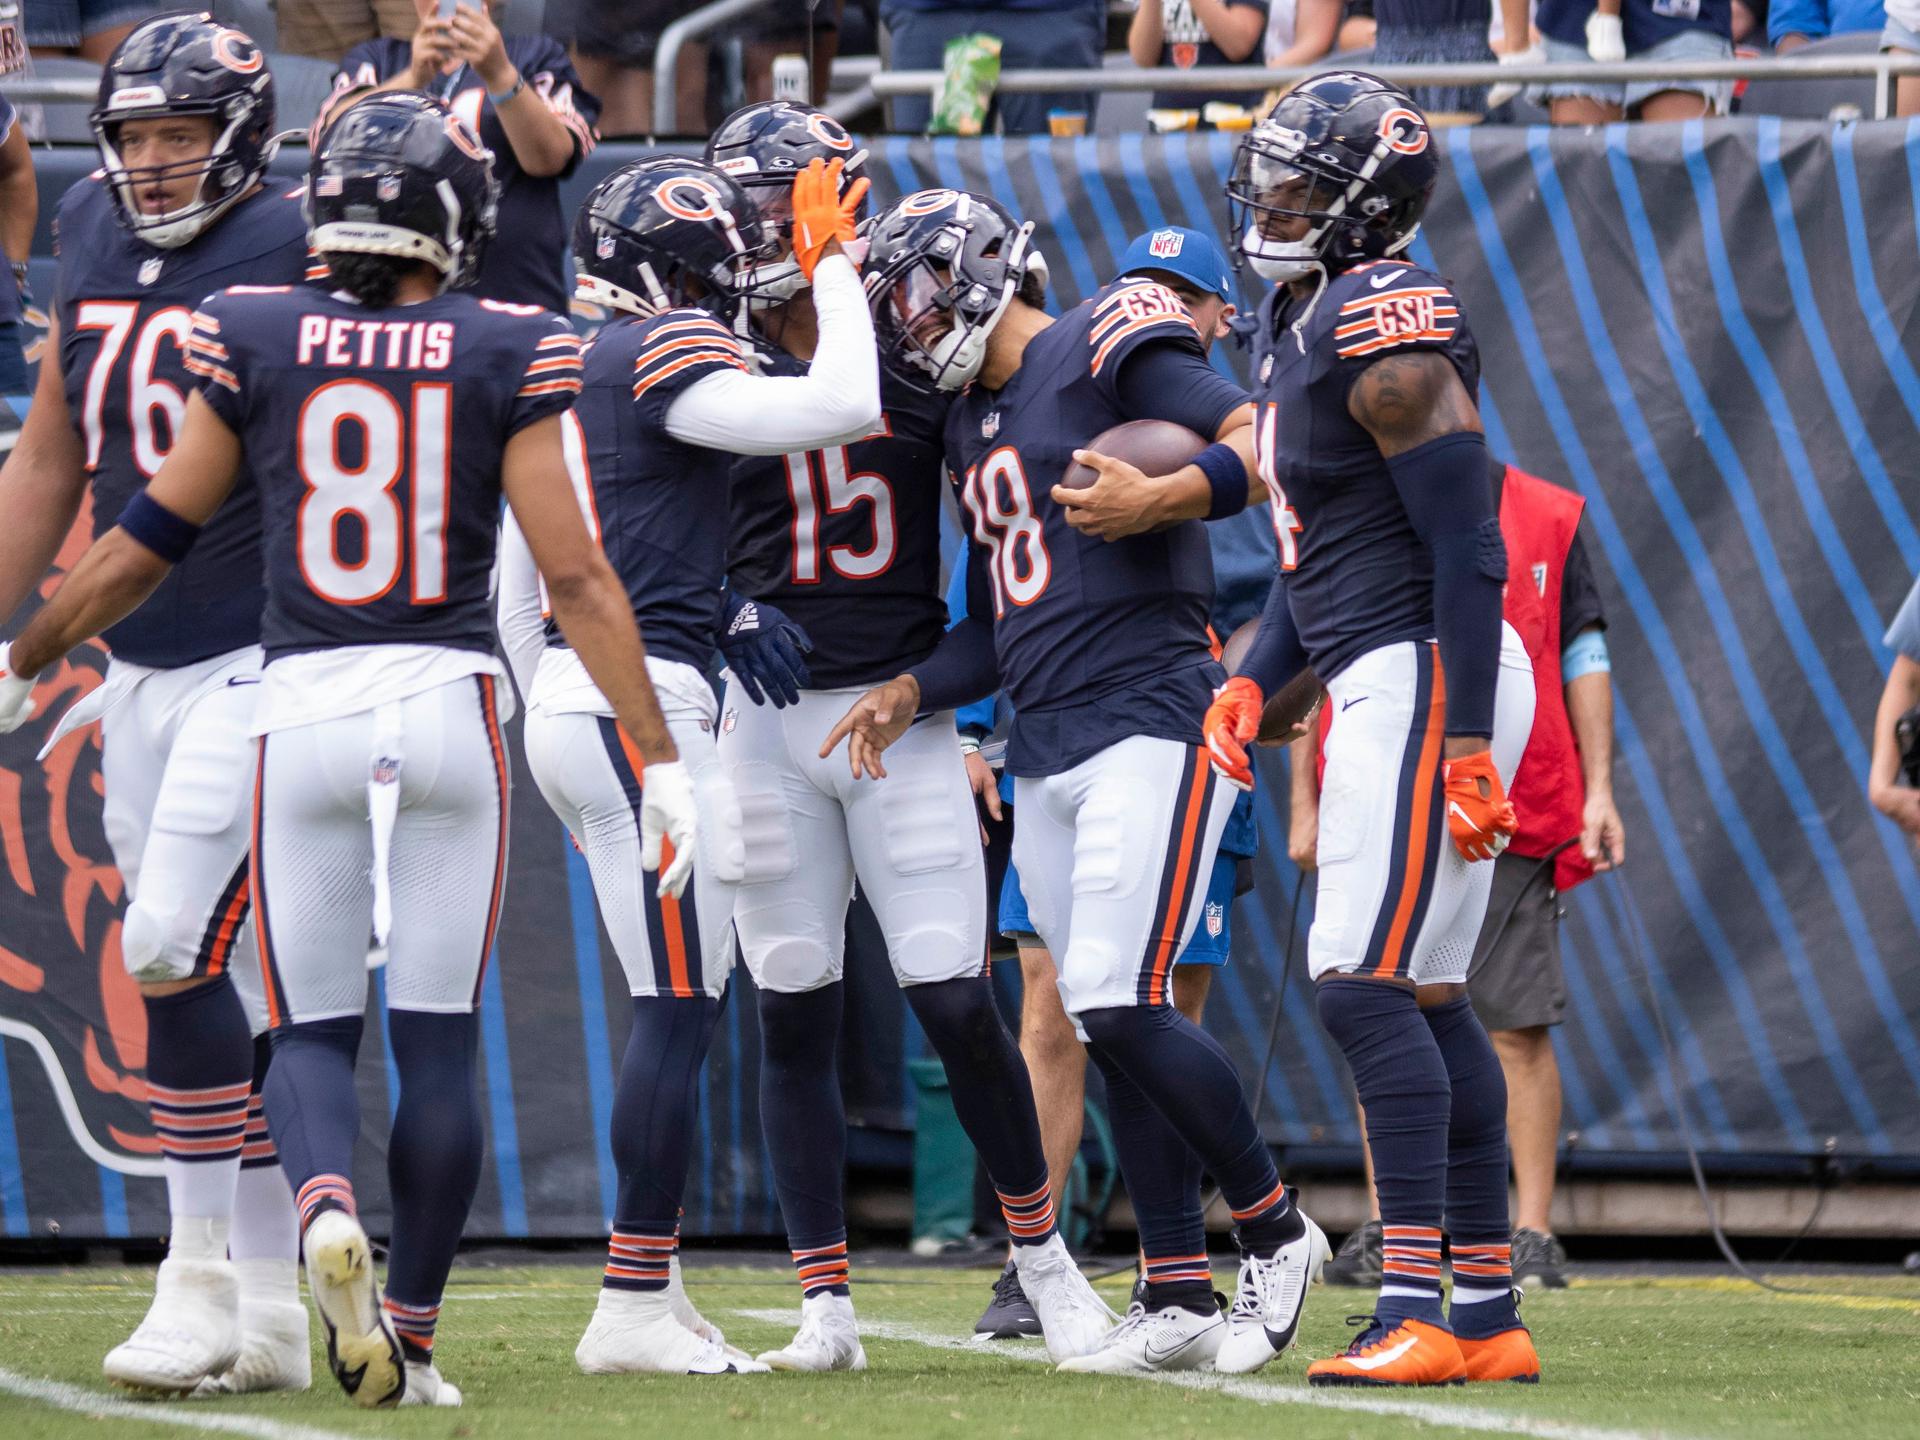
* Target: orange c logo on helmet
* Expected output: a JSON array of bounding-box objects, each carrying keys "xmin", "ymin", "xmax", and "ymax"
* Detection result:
[
  {"xmin": 443, "ymin": 112, "xmax": 489, "ymax": 162},
  {"xmin": 655, "ymin": 175, "xmax": 726, "ymax": 221},
  {"xmin": 1377, "ymin": 107, "xmax": 1429, "ymax": 155},
  {"xmin": 898, "ymin": 188, "xmax": 959, "ymax": 217},
  {"xmin": 210, "ymin": 28, "xmax": 263, "ymax": 74},
  {"xmin": 805, "ymin": 113, "xmax": 853, "ymax": 151}
]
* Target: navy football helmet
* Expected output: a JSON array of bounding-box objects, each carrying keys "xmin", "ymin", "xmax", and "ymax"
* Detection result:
[
  {"xmin": 306, "ymin": 92, "xmax": 499, "ymax": 291},
  {"xmin": 571, "ymin": 157, "xmax": 771, "ymax": 324},
  {"xmin": 704, "ymin": 100, "xmax": 866, "ymax": 305},
  {"xmin": 90, "ymin": 13, "xmax": 278, "ymax": 250},
  {"xmin": 1227, "ymin": 71, "xmax": 1437, "ymax": 284},
  {"xmin": 862, "ymin": 189, "xmax": 1048, "ymax": 393}
]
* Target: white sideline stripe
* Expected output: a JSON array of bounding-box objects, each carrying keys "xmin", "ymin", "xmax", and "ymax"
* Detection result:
[
  {"xmin": 734, "ymin": 1308, "xmax": 1678, "ymax": 1440},
  {"xmin": 0, "ymin": 1365, "xmax": 360, "ymax": 1440}
]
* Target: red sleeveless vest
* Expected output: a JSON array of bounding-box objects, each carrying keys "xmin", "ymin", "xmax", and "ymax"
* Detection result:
[{"xmin": 1498, "ymin": 466, "xmax": 1595, "ymax": 893}]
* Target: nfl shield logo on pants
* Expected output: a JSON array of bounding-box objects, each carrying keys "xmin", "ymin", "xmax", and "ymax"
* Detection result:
[
  {"xmin": 1148, "ymin": 229, "xmax": 1184, "ymax": 260},
  {"xmin": 1205, "ymin": 900, "xmax": 1225, "ymax": 938}
]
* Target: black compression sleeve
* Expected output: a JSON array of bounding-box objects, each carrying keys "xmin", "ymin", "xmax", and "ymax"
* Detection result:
[
  {"xmin": 1237, "ymin": 572, "xmax": 1310, "ymax": 696},
  {"xmin": 1387, "ymin": 431, "xmax": 1506, "ymax": 738},
  {"xmin": 907, "ymin": 614, "xmax": 1000, "ymax": 713}
]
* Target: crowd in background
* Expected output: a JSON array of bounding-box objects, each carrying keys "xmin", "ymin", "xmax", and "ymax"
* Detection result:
[{"xmin": 5, "ymin": 0, "xmax": 1918, "ymax": 140}]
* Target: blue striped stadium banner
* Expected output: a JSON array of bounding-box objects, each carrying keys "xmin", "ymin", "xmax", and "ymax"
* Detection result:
[{"xmin": 1, "ymin": 120, "xmax": 1917, "ymax": 1239}]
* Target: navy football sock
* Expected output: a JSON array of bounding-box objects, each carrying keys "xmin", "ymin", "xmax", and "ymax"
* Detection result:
[
  {"xmin": 1316, "ymin": 977, "xmax": 1450, "ymax": 1325},
  {"xmin": 144, "ymin": 976, "xmax": 254, "ymax": 1227},
  {"xmin": 265, "ymin": 1015, "xmax": 365, "ymax": 1229},
  {"xmin": 757, "ymin": 984, "xmax": 850, "ymax": 1293},
  {"xmin": 905, "ymin": 976, "xmax": 1055, "ymax": 1245},
  {"xmin": 1089, "ymin": 1045, "xmax": 1212, "ymax": 1313},
  {"xmin": 383, "ymin": 1010, "xmax": 484, "ymax": 1362},
  {"xmin": 1077, "ymin": 1004, "xmax": 1298, "ymax": 1252},
  {"xmin": 1425, "ymin": 996, "xmax": 1521, "ymax": 1334},
  {"xmin": 603, "ymin": 995, "xmax": 720, "ymax": 1293}
]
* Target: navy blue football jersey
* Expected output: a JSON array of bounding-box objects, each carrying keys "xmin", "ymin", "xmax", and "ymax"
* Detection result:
[
  {"xmin": 54, "ymin": 177, "xmax": 320, "ymax": 667},
  {"xmin": 1248, "ymin": 258, "xmax": 1481, "ymax": 681},
  {"xmin": 555, "ymin": 307, "xmax": 743, "ymax": 671},
  {"xmin": 945, "ymin": 279, "xmax": 1246, "ymax": 777},
  {"xmin": 728, "ymin": 351, "xmax": 953, "ymax": 688},
  {"xmin": 188, "ymin": 287, "xmax": 581, "ymax": 661}
]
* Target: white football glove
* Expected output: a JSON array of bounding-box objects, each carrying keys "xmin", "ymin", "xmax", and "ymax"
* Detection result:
[
  {"xmin": 0, "ymin": 643, "xmax": 38, "ymax": 736},
  {"xmin": 1487, "ymin": 42, "xmax": 1544, "ymax": 110},
  {"xmin": 639, "ymin": 758, "xmax": 698, "ymax": 900},
  {"xmin": 1585, "ymin": 10, "xmax": 1626, "ymax": 64}
]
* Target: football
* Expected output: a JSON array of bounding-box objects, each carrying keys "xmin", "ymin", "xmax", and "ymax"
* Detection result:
[
  {"xmin": 1058, "ymin": 419, "xmax": 1211, "ymax": 530},
  {"xmin": 1220, "ymin": 618, "xmax": 1324, "ymax": 744}
]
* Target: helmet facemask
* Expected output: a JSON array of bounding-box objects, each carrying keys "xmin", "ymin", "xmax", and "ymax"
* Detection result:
[
  {"xmin": 1228, "ymin": 122, "xmax": 1420, "ymax": 284},
  {"xmin": 867, "ymin": 221, "xmax": 1042, "ymax": 392},
  {"xmin": 95, "ymin": 95, "xmax": 274, "ymax": 251}
]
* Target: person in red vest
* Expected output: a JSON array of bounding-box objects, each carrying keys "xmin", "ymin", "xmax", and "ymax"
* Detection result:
[{"xmin": 1293, "ymin": 458, "xmax": 1626, "ymax": 1292}]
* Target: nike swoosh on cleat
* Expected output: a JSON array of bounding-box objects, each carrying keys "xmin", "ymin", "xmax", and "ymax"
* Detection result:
[
  {"xmin": 1342, "ymin": 1334, "xmax": 1419, "ymax": 1371},
  {"xmin": 1143, "ymin": 1329, "xmax": 1212, "ymax": 1363},
  {"xmin": 1342, "ymin": 696, "xmax": 1367, "ymax": 711}
]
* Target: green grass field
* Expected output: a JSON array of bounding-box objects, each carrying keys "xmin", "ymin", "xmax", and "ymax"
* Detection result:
[{"xmin": 2, "ymin": 1261, "xmax": 1917, "ymax": 1440}]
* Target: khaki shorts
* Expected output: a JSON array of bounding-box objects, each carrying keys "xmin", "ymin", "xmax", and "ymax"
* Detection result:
[
  {"xmin": 1465, "ymin": 850, "xmax": 1567, "ymax": 1033},
  {"xmin": 277, "ymin": 0, "xmax": 418, "ymax": 62}
]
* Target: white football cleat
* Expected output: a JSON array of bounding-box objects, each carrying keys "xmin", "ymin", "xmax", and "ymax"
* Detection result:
[
  {"xmin": 1056, "ymin": 1301, "xmax": 1225, "ymax": 1374},
  {"xmin": 398, "ymin": 1360, "xmax": 462, "ymax": 1406},
  {"xmin": 1215, "ymin": 1209, "xmax": 1331, "ymax": 1375},
  {"xmin": 103, "ymin": 1256, "xmax": 241, "ymax": 1393},
  {"xmin": 755, "ymin": 1292, "xmax": 867, "ymax": 1372},
  {"xmin": 578, "ymin": 1290, "xmax": 769, "ymax": 1374},
  {"xmin": 193, "ymin": 1293, "xmax": 312, "ymax": 1395},
  {"xmin": 302, "ymin": 1210, "xmax": 405, "ymax": 1407},
  {"xmin": 1012, "ymin": 1235, "xmax": 1118, "ymax": 1362},
  {"xmin": 667, "ymin": 1256, "xmax": 755, "ymax": 1364}
]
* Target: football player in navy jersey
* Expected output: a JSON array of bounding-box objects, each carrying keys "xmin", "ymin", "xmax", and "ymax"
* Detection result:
[
  {"xmin": 701, "ymin": 106, "xmax": 1113, "ymax": 1372},
  {"xmin": 495, "ymin": 149, "xmax": 877, "ymax": 1377},
  {"xmin": 0, "ymin": 14, "xmax": 324, "ymax": 1397},
  {"xmin": 0, "ymin": 94, "xmax": 696, "ymax": 1411},
  {"xmin": 1212, "ymin": 72, "xmax": 1540, "ymax": 1387},
  {"xmin": 824, "ymin": 189, "xmax": 1329, "ymax": 1376}
]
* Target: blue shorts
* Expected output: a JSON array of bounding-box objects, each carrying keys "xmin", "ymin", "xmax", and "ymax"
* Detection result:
[{"xmin": 998, "ymin": 847, "xmax": 1238, "ymax": 966}]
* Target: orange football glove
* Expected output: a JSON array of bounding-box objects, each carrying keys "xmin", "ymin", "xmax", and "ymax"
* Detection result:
[
  {"xmin": 790, "ymin": 157, "xmax": 870, "ymax": 282},
  {"xmin": 1203, "ymin": 676, "xmax": 1264, "ymax": 791},
  {"xmin": 1443, "ymin": 749, "xmax": 1517, "ymax": 862}
]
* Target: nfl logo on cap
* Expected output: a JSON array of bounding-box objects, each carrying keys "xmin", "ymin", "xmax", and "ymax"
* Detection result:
[
  {"xmin": 377, "ymin": 175, "xmax": 401, "ymax": 201},
  {"xmin": 1148, "ymin": 229, "xmax": 1184, "ymax": 259}
]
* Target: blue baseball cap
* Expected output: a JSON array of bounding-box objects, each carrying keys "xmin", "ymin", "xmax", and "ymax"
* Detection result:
[{"xmin": 1113, "ymin": 226, "xmax": 1234, "ymax": 301}]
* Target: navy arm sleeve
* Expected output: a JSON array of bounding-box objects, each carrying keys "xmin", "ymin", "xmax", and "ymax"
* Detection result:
[
  {"xmin": 908, "ymin": 542, "xmax": 1000, "ymax": 711},
  {"xmin": 1112, "ymin": 340, "xmax": 1251, "ymax": 441},
  {"xmin": 1387, "ymin": 430, "xmax": 1505, "ymax": 738},
  {"xmin": 1237, "ymin": 572, "xmax": 1311, "ymax": 696}
]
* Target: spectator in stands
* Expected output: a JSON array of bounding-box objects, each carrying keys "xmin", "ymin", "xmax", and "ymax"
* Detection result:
[
  {"xmin": 743, "ymin": 0, "xmax": 845, "ymax": 106},
  {"xmin": 881, "ymin": 0, "xmax": 1106, "ymax": 134},
  {"xmin": 1532, "ymin": 1, "xmax": 1736, "ymax": 122},
  {"xmin": 1338, "ymin": 0, "xmax": 1376, "ymax": 51},
  {"xmin": 1129, "ymin": 0, "xmax": 1270, "ymax": 114},
  {"xmin": 1770, "ymin": 0, "xmax": 1883, "ymax": 50},
  {"xmin": 0, "ymin": 88, "xmax": 32, "ymax": 426},
  {"xmin": 1265, "ymin": 0, "xmax": 1343, "ymax": 67},
  {"xmin": 1871, "ymin": 573, "xmax": 1920, "ymax": 843},
  {"xmin": 325, "ymin": 0, "xmax": 599, "ymax": 312},
  {"xmin": 1306, "ymin": 459, "xmax": 1625, "ymax": 1292},
  {"xmin": 23, "ymin": 0, "xmax": 151, "ymax": 61},
  {"xmin": 1733, "ymin": 0, "xmax": 1768, "ymax": 41},
  {"xmin": 1886, "ymin": 1, "xmax": 1920, "ymax": 114},
  {"xmin": 277, "ymin": 0, "xmax": 419, "ymax": 62},
  {"xmin": 1371, "ymin": 0, "xmax": 1496, "ymax": 116},
  {"xmin": 564, "ymin": 0, "xmax": 706, "ymax": 136}
]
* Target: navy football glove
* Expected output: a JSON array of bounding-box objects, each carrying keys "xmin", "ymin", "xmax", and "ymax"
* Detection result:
[{"xmin": 719, "ymin": 588, "xmax": 814, "ymax": 708}]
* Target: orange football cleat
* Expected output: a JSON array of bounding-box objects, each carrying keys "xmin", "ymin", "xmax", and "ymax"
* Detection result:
[
  {"xmin": 1458, "ymin": 1325, "xmax": 1540, "ymax": 1383},
  {"xmin": 1306, "ymin": 1317, "xmax": 1467, "ymax": 1387}
]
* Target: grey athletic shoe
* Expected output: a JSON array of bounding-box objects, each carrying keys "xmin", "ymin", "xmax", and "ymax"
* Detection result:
[
  {"xmin": 1322, "ymin": 1220, "xmax": 1382, "ymax": 1288},
  {"xmin": 974, "ymin": 1261, "xmax": 1043, "ymax": 1339},
  {"xmin": 1510, "ymin": 1228, "xmax": 1568, "ymax": 1290}
]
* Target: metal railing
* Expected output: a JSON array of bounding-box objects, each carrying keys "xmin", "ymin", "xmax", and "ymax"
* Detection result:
[
  {"xmin": 844, "ymin": 51, "xmax": 1920, "ymax": 123},
  {"xmin": 0, "ymin": 77, "xmax": 95, "ymax": 102}
]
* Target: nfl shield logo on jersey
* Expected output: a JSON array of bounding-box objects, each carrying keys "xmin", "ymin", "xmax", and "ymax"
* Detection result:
[
  {"xmin": 1205, "ymin": 900, "xmax": 1225, "ymax": 938},
  {"xmin": 1148, "ymin": 229, "xmax": 1184, "ymax": 260},
  {"xmin": 138, "ymin": 256, "xmax": 163, "ymax": 286},
  {"xmin": 1260, "ymin": 355, "xmax": 1274, "ymax": 382},
  {"xmin": 982, "ymin": 411, "xmax": 1000, "ymax": 439}
]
